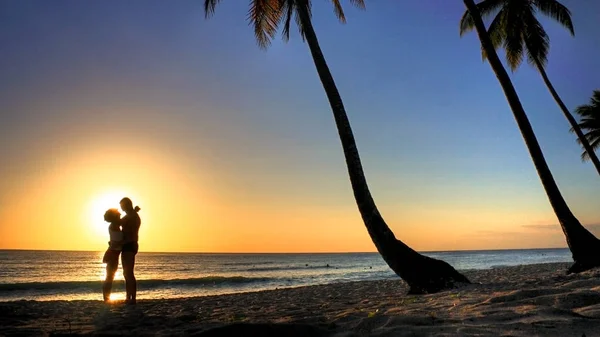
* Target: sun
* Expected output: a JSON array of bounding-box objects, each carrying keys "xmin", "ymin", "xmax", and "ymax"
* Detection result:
[{"xmin": 88, "ymin": 190, "xmax": 127, "ymax": 237}]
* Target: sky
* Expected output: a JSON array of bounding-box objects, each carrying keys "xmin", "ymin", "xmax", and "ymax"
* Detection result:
[{"xmin": 0, "ymin": 0, "xmax": 599, "ymax": 253}]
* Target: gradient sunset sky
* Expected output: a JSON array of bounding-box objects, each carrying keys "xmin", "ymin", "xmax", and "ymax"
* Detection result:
[{"xmin": 1, "ymin": 0, "xmax": 599, "ymax": 253}]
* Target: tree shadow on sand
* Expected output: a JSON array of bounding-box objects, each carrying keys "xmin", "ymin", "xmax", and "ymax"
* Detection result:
[{"xmin": 194, "ymin": 323, "xmax": 335, "ymax": 337}]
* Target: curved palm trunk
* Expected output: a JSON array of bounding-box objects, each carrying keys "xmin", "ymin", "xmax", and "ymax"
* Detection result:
[
  {"xmin": 532, "ymin": 58, "xmax": 600, "ymax": 175},
  {"xmin": 464, "ymin": 0, "xmax": 600, "ymax": 274},
  {"xmin": 295, "ymin": 5, "xmax": 469, "ymax": 293}
]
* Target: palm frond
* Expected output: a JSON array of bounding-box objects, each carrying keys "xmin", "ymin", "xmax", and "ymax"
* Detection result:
[
  {"xmin": 575, "ymin": 91, "xmax": 600, "ymax": 117},
  {"xmin": 588, "ymin": 137, "xmax": 600, "ymax": 159},
  {"xmin": 523, "ymin": 11, "xmax": 550, "ymax": 67},
  {"xmin": 575, "ymin": 105, "xmax": 594, "ymax": 118},
  {"xmin": 294, "ymin": 0, "xmax": 312, "ymax": 41},
  {"xmin": 204, "ymin": 0, "xmax": 222, "ymax": 18},
  {"xmin": 572, "ymin": 127, "xmax": 600, "ymax": 161},
  {"xmin": 280, "ymin": 0, "xmax": 295, "ymax": 41},
  {"xmin": 481, "ymin": 8, "xmax": 507, "ymax": 60},
  {"xmin": 578, "ymin": 121, "xmax": 600, "ymax": 132},
  {"xmin": 533, "ymin": 0, "xmax": 574, "ymax": 36},
  {"xmin": 330, "ymin": 0, "xmax": 347, "ymax": 23},
  {"xmin": 592, "ymin": 90, "xmax": 600, "ymax": 106},
  {"xmin": 573, "ymin": 90, "xmax": 600, "ymax": 161},
  {"xmin": 247, "ymin": 0, "xmax": 282, "ymax": 49},
  {"xmin": 502, "ymin": 3, "xmax": 526, "ymax": 70},
  {"xmin": 578, "ymin": 135, "xmax": 600, "ymax": 161},
  {"xmin": 349, "ymin": 0, "xmax": 366, "ymax": 9},
  {"xmin": 459, "ymin": 10, "xmax": 475, "ymax": 36},
  {"xmin": 459, "ymin": 0, "xmax": 505, "ymax": 36},
  {"xmin": 572, "ymin": 127, "xmax": 598, "ymax": 160},
  {"xmin": 329, "ymin": 0, "xmax": 366, "ymax": 24}
]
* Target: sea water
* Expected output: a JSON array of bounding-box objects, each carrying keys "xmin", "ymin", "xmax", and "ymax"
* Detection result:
[{"xmin": 0, "ymin": 249, "xmax": 572, "ymax": 302}]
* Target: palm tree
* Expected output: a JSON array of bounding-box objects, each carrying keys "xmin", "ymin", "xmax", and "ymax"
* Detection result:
[
  {"xmin": 574, "ymin": 91, "xmax": 600, "ymax": 161},
  {"xmin": 459, "ymin": 0, "xmax": 600, "ymax": 177},
  {"xmin": 204, "ymin": 0, "xmax": 470, "ymax": 293},
  {"xmin": 462, "ymin": 0, "xmax": 600, "ymax": 274}
]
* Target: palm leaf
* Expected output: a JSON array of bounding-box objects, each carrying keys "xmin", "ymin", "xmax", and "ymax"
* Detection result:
[
  {"xmin": 481, "ymin": 8, "xmax": 507, "ymax": 60},
  {"xmin": 533, "ymin": 0, "xmax": 574, "ymax": 35},
  {"xmin": 280, "ymin": 0, "xmax": 295, "ymax": 41},
  {"xmin": 247, "ymin": 0, "xmax": 282, "ymax": 49},
  {"xmin": 523, "ymin": 10, "xmax": 550, "ymax": 67},
  {"xmin": 331, "ymin": 0, "xmax": 347, "ymax": 23},
  {"xmin": 294, "ymin": 0, "xmax": 311, "ymax": 41},
  {"xmin": 577, "ymin": 133, "xmax": 600, "ymax": 161},
  {"xmin": 459, "ymin": 0, "xmax": 505, "ymax": 36},
  {"xmin": 575, "ymin": 105, "xmax": 594, "ymax": 118},
  {"xmin": 573, "ymin": 90, "xmax": 600, "ymax": 160},
  {"xmin": 502, "ymin": 0, "xmax": 528, "ymax": 70},
  {"xmin": 349, "ymin": 0, "xmax": 366, "ymax": 9},
  {"xmin": 329, "ymin": 0, "xmax": 365, "ymax": 24},
  {"xmin": 592, "ymin": 90, "xmax": 600, "ymax": 106},
  {"xmin": 204, "ymin": 0, "xmax": 222, "ymax": 18},
  {"xmin": 575, "ymin": 91, "xmax": 600, "ymax": 117}
]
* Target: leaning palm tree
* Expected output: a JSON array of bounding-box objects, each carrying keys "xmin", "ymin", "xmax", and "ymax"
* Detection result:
[
  {"xmin": 574, "ymin": 91, "xmax": 600, "ymax": 161},
  {"xmin": 462, "ymin": 0, "xmax": 600, "ymax": 274},
  {"xmin": 204, "ymin": 0, "xmax": 469, "ymax": 293},
  {"xmin": 459, "ymin": 0, "xmax": 600, "ymax": 177}
]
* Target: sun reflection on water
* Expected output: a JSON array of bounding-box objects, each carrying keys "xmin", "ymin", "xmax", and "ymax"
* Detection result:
[
  {"xmin": 100, "ymin": 269, "xmax": 123, "ymax": 281},
  {"xmin": 108, "ymin": 293, "xmax": 126, "ymax": 301},
  {"xmin": 98, "ymin": 251, "xmax": 124, "ymax": 281}
]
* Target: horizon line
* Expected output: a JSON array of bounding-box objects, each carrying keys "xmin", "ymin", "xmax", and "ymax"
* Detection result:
[{"xmin": 0, "ymin": 247, "xmax": 570, "ymax": 254}]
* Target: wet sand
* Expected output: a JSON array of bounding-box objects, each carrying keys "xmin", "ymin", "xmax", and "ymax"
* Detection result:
[{"xmin": 2, "ymin": 262, "xmax": 600, "ymax": 336}]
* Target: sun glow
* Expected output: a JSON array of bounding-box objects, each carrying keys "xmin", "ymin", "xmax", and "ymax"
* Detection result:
[
  {"xmin": 88, "ymin": 190, "xmax": 128, "ymax": 237},
  {"xmin": 100, "ymin": 267, "xmax": 123, "ymax": 282},
  {"xmin": 108, "ymin": 293, "xmax": 126, "ymax": 301}
]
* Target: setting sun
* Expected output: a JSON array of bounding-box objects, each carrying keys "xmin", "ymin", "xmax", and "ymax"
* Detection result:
[{"xmin": 88, "ymin": 191, "xmax": 128, "ymax": 237}]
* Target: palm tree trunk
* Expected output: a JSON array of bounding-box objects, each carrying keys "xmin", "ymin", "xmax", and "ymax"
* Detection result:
[
  {"xmin": 295, "ymin": 3, "xmax": 469, "ymax": 293},
  {"xmin": 464, "ymin": 0, "xmax": 600, "ymax": 274},
  {"xmin": 532, "ymin": 58, "xmax": 600, "ymax": 176}
]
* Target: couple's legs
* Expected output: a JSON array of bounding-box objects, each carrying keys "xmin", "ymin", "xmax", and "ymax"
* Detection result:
[
  {"xmin": 103, "ymin": 249, "xmax": 137, "ymax": 303},
  {"xmin": 122, "ymin": 251, "xmax": 137, "ymax": 304}
]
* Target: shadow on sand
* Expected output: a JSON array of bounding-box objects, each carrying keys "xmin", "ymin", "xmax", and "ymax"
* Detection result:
[{"xmin": 195, "ymin": 323, "xmax": 335, "ymax": 337}]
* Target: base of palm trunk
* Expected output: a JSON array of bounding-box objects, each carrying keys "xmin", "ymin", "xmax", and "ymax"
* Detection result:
[
  {"xmin": 404, "ymin": 256, "xmax": 471, "ymax": 294},
  {"xmin": 566, "ymin": 232, "xmax": 600, "ymax": 274},
  {"xmin": 567, "ymin": 261, "xmax": 600, "ymax": 274},
  {"xmin": 383, "ymin": 240, "xmax": 471, "ymax": 294},
  {"xmin": 568, "ymin": 255, "xmax": 600, "ymax": 274}
]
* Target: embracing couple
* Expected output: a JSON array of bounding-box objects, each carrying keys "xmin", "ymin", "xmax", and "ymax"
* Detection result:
[{"xmin": 102, "ymin": 197, "xmax": 141, "ymax": 304}]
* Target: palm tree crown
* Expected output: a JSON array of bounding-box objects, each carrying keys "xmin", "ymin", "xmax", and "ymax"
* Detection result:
[
  {"xmin": 575, "ymin": 91, "xmax": 600, "ymax": 161},
  {"xmin": 204, "ymin": 0, "xmax": 365, "ymax": 49},
  {"xmin": 459, "ymin": 0, "xmax": 574, "ymax": 70},
  {"xmin": 460, "ymin": 0, "xmax": 600, "ymax": 176}
]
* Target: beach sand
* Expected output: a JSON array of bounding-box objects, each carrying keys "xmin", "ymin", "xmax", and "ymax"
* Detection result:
[{"xmin": 2, "ymin": 262, "xmax": 600, "ymax": 336}]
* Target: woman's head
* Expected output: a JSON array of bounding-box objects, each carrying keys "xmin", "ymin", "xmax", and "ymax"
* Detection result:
[
  {"xmin": 120, "ymin": 197, "xmax": 140, "ymax": 213},
  {"xmin": 104, "ymin": 208, "xmax": 121, "ymax": 223}
]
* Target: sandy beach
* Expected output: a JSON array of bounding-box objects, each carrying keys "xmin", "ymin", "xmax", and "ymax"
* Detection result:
[{"xmin": 2, "ymin": 262, "xmax": 600, "ymax": 336}]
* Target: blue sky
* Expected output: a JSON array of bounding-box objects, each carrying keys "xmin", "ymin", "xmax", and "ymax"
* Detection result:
[{"xmin": 0, "ymin": 0, "xmax": 599, "ymax": 251}]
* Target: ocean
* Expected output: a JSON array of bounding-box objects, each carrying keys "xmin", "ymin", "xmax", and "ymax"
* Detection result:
[{"xmin": 0, "ymin": 249, "xmax": 572, "ymax": 302}]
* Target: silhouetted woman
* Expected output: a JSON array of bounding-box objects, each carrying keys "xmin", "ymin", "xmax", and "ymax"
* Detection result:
[
  {"xmin": 120, "ymin": 197, "xmax": 141, "ymax": 305},
  {"xmin": 102, "ymin": 208, "xmax": 123, "ymax": 302}
]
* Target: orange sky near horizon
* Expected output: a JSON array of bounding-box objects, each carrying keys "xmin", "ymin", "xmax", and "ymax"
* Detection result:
[{"xmin": 0, "ymin": 128, "xmax": 595, "ymax": 253}]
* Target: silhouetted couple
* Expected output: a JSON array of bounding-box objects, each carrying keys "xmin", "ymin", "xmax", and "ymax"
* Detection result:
[{"xmin": 102, "ymin": 197, "xmax": 141, "ymax": 304}]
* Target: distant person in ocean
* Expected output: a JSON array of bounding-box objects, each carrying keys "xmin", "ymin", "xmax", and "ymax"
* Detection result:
[
  {"xmin": 120, "ymin": 197, "xmax": 141, "ymax": 305},
  {"xmin": 102, "ymin": 208, "xmax": 123, "ymax": 302}
]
